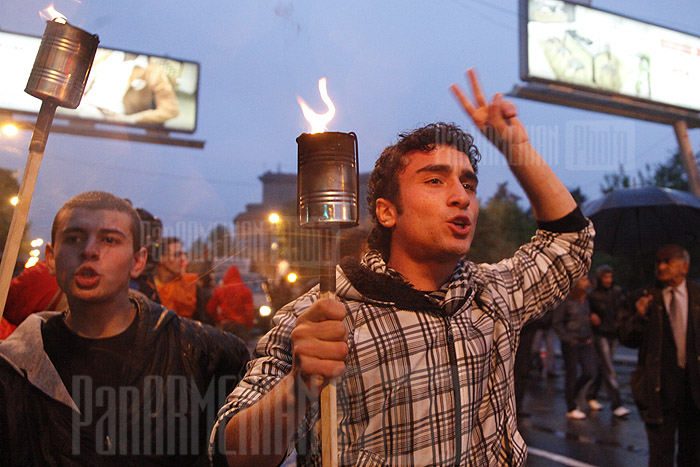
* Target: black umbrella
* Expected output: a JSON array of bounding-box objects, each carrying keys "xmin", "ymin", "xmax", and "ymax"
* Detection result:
[{"xmin": 582, "ymin": 186, "xmax": 700, "ymax": 255}]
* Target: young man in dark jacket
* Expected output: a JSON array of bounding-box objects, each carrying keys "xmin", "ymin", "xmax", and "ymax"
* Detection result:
[
  {"xmin": 0, "ymin": 191, "xmax": 250, "ymax": 466},
  {"xmin": 619, "ymin": 244, "xmax": 700, "ymax": 467}
]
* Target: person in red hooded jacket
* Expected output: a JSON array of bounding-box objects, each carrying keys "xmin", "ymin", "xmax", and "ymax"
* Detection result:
[
  {"xmin": 2, "ymin": 260, "xmax": 67, "ymax": 337},
  {"xmin": 0, "ymin": 318, "xmax": 15, "ymax": 340},
  {"xmin": 207, "ymin": 265, "xmax": 255, "ymax": 337}
]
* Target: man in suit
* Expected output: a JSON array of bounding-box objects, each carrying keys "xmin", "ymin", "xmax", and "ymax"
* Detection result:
[{"xmin": 619, "ymin": 244, "xmax": 700, "ymax": 466}]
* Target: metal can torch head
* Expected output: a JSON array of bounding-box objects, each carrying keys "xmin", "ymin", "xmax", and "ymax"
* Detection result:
[
  {"xmin": 297, "ymin": 131, "xmax": 359, "ymax": 229},
  {"xmin": 25, "ymin": 19, "xmax": 99, "ymax": 109}
]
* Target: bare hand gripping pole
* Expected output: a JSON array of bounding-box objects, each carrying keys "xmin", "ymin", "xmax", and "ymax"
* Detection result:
[
  {"xmin": 297, "ymin": 131, "xmax": 358, "ymax": 466},
  {"xmin": 0, "ymin": 19, "xmax": 98, "ymax": 319}
]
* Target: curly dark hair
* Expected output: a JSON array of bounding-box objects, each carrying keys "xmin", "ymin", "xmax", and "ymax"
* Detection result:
[{"xmin": 366, "ymin": 122, "xmax": 480, "ymax": 260}]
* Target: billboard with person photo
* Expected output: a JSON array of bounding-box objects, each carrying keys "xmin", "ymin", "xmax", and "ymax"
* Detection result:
[{"xmin": 0, "ymin": 29, "xmax": 199, "ymax": 133}]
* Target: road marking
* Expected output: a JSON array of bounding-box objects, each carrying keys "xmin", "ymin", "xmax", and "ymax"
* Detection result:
[{"xmin": 528, "ymin": 447, "xmax": 599, "ymax": 467}]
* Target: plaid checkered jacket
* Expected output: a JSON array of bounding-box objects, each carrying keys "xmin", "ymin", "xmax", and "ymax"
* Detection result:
[{"xmin": 212, "ymin": 222, "xmax": 593, "ymax": 466}]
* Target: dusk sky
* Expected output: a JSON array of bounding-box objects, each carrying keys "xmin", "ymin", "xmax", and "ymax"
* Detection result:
[{"xmin": 0, "ymin": 0, "xmax": 698, "ymax": 251}]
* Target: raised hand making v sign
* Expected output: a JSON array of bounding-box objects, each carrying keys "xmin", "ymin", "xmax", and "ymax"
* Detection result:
[{"xmin": 450, "ymin": 68, "xmax": 577, "ymax": 222}]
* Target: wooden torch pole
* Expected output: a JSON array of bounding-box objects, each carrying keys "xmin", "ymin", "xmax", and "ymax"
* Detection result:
[
  {"xmin": 0, "ymin": 101, "xmax": 57, "ymax": 319},
  {"xmin": 319, "ymin": 227, "xmax": 338, "ymax": 467}
]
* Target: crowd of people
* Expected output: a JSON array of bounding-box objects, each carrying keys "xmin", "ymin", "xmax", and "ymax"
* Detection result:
[
  {"xmin": 515, "ymin": 264, "xmax": 631, "ymax": 420},
  {"xmin": 0, "ymin": 68, "xmax": 697, "ymax": 466},
  {"xmin": 0, "ymin": 213, "xmax": 258, "ymax": 341}
]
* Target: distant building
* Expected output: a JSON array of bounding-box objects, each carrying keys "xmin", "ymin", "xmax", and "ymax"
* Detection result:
[{"xmin": 233, "ymin": 171, "xmax": 371, "ymax": 277}]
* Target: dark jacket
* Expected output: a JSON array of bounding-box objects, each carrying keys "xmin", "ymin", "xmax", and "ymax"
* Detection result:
[
  {"xmin": 618, "ymin": 281, "xmax": 700, "ymax": 424},
  {"xmin": 0, "ymin": 292, "xmax": 250, "ymax": 466},
  {"xmin": 552, "ymin": 296, "xmax": 593, "ymax": 344},
  {"xmin": 588, "ymin": 285, "xmax": 625, "ymax": 338}
]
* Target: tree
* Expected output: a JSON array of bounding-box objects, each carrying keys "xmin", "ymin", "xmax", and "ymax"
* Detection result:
[
  {"xmin": 569, "ymin": 187, "xmax": 587, "ymax": 206},
  {"xmin": 0, "ymin": 168, "xmax": 30, "ymax": 272},
  {"xmin": 600, "ymin": 165, "xmax": 632, "ymax": 194},
  {"xmin": 468, "ymin": 182, "xmax": 536, "ymax": 264},
  {"xmin": 638, "ymin": 152, "xmax": 698, "ymax": 191},
  {"xmin": 600, "ymin": 151, "xmax": 700, "ymax": 193}
]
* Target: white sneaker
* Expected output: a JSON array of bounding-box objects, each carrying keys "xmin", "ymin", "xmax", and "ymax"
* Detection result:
[
  {"xmin": 613, "ymin": 406, "xmax": 631, "ymax": 418},
  {"xmin": 566, "ymin": 408, "xmax": 587, "ymax": 420},
  {"xmin": 588, "ymin": 399, "xmax": 603, "ymax": 410}
]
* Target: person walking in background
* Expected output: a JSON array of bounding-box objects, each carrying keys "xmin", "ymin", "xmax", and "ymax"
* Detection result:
[
  {"xmin": 129, "ymin": 207, "xmax": 162, "ymax": 303},
  {"xmin": 553, "ymin": 275, "xmax": 598, "ymax": 420},
  {"xmin": 514, "ymin": 310, "xmax": 554, "ymax": 417},
  {"xmin": 531, "ymin": 310, "xmax": 559, "ymax": 378},
  {"xmin": 207, "ymin": 264, "xmax": 255, "ymax": 338},
  {"xmin": 587, "ymin": 265, "xmax": 630, "ymax": 417},
  {"xmin": 155, "ymin": 236, "xmax": 211, "ymax": 324},
  {"xmin": 619, "ymin": 244, "xmax": 700, "ymax": 466}
]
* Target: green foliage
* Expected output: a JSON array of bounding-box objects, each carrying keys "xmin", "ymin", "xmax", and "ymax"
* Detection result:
[
  {"xmin": 569, "ymin": 187, "xmax": 587, "ymax": 206},
  {"xmin": 468, "ymin": 182, "xmax": 536, "ymax": 264},
  {"xmin": 0, "ymin": 168, "xmax": 30, "ymax": 271},
  {"xmin": 600, "ymin": 165, "xmax": 632, "ymax": 194},
  {"xmin": 600, "ymin": 152, "xmax": 699, "ymax": 193},
  {"xmin": 638, "ymin": 152, "xmax": 694, "ymax": 191}
]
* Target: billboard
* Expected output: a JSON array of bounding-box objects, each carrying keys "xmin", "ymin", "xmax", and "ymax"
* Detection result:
[
  {"xmin": 520, "ymin": 0, "xmax": 700, "ymax": 112},
  {"xmin": 0, "ymin": 29, "xmax": 199, "ymax": 133}
]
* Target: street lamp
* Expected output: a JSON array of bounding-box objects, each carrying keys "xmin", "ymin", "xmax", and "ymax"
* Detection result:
[
  {"xmin": 268, "ymin": 212, "xmax": 282, "ymax": 277},
  {"xmin": 1, "ymin": 123, "xmax": 18, "ymax": 137}
]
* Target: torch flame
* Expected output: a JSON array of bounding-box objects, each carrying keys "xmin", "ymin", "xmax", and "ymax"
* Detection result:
[
  {"xmin": 39, "ymin": 4, "xmax": 68, "ymax": 23},
  {"xmin": 297, "ymin": 78, "xmax": 336, "ymax": 134}
]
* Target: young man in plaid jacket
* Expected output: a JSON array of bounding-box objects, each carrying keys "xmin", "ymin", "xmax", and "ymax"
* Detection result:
[{"xmin": 212, "ymin": 70, "xmax": 594, "ymax": 466}]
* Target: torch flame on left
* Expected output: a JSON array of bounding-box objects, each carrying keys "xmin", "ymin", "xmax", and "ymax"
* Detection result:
[
  {"xmin": 40, "ymin": 4, "xmax": 68, "ymax": 23},
  {"xmin": 297, "ymin": 78, "xmax": 336, "ymax": 134}
]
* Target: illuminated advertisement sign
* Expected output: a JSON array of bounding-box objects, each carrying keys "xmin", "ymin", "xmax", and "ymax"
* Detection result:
[
  {"xmin": 0, "ymin": 29, "xmax": 199, "ymax": 133},
  {"xmin": 521, "ymin": 0, "xmax": 700, "ymax": 112}
]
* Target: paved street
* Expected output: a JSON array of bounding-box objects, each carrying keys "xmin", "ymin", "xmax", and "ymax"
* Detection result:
[{"xmin": 518, "ymin": 346, "xmax": 647, "ymax": 467}]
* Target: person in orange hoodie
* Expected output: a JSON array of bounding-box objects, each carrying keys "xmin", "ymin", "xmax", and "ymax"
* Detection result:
[
  {"xmin": 207, "ymin": 265, "xmax": 254, "ymax": 337},
  {"xmin": 154, "ymin": 237, "xmax": 211, "ymax": 324}
]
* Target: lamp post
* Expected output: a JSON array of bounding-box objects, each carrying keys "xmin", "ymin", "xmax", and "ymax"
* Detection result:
[{"xmin": 268, "ymin": 212, "xmax": 281, "ymax": 277}]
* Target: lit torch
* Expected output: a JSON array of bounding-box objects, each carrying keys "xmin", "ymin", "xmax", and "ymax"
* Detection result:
[
  {"xmin": 0, "ymin": 6, "xmax": 99, "ymax": 317},
  {"xmin": 297, "ymin": 78, "xmax": 358, "ymax": 466}
]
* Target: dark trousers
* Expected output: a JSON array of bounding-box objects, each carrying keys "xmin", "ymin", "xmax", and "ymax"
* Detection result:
[
  {"xmin": 645, "ymin": 382, "xmax": 700, "ymax": 467},
  {"xmin": 514, "ymin": 322, "xmax": 539, "ymax": 412},
  {"xmin": 560, "ymin": 339, "xmax": 597, "ymax": 411},
  {"xmin": 588, "ymin": 334, "xmax": 622, "ymax": 408}
]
